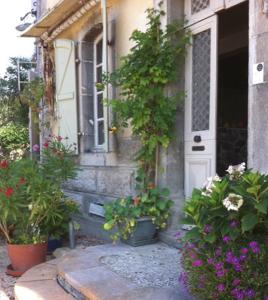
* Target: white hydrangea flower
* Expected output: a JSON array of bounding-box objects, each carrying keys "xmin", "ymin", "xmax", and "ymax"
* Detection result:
[
  {"xmin": 226, "ymin": 162, "xmax": 246, "ymax": 180},
  {"xmin": 223, "ymin": 193, "xmax": 244, "ymax": 211},
  {"xmin": 202, "ymin": 175, "xmax": 221, "ymax": 196}
]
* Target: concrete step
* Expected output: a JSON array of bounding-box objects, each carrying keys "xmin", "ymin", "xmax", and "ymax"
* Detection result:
[{"xmin": 15, "ymin": 243, "xmax": 194, "ymax": 300}]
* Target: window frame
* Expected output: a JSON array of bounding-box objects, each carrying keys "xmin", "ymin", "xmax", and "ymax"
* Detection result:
[{"xmin": 93, "ymin": 33, "xmax": 105, "ymax": 149}]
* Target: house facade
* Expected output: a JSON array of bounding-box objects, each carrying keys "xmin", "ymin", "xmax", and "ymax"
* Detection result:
[{"xmin": 22, "ymin": 0, "xmax": 268, "ymax": 243}]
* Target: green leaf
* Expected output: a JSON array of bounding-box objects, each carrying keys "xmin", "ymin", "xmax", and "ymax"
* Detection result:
[
  {"xmin": 183, "ymin": 227, "xmax": 200, "ymax": 242},
  {"xmin": 241, "ymin": 213, "xmax": 258, "ymax": 233},
  {"xmin": 204, "ymin": 232, "xmax": 216, "ymax": 243},
  {"xmin": 255, "ymin": 197, "xmax": 268, "ymax": 214},
  {"xmin": 103, "ymin": 220, "xmax": 115, "ymax": 231}
]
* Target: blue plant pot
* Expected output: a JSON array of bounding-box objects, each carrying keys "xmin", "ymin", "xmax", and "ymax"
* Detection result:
[{"xmin": 47, "ymin": 238, "xmax": 62, "ymax": 253}]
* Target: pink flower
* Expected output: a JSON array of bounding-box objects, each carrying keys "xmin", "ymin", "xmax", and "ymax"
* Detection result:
[
  {"xmin": 32, "ymin": 144, "xmax": 40, "ymax": 152},
  {"xmin": 192, "ymin": 260, "xmax": 203, "ymax": 267},
  {"xmin": 217, "ymin": 283, "xmax": 225, "ymax": 292}
]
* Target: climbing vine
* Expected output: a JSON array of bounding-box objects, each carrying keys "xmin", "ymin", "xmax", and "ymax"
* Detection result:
[{"xmin": 104, "ymin": 3, "xmax": 191, "ymax": 184}]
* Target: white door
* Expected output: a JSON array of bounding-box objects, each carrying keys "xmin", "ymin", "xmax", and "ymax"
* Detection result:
[{"xmin": 184, "ymin": 15, "xmax": 218, "ymax": 198}]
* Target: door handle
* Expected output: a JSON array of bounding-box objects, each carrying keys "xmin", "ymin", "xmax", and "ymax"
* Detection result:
[{"xmin": 194, "ymin": 135, "xmax": 202, "ymax": 143}]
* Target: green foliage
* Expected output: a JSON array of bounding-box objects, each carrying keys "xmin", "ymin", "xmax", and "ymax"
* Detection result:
[
  {"xmin": 0, "ymin": 123, "xmax": 29, "ymax": 158},
  {"xmin": 183, "ymin": 165, "xmax": 268, "ymax": 245},
  {"xmin": 180, "ymin": 164, "xmax": 268, "ymax": 299},
  {"xmin": 104, "ymin": 3, "xmax": 190, "ymax": 179},
  {"xmin": 0, "ymin": 138, "xmax": 78, "ymax": 244},
  {"xmin": 103, "ymin": 183, "xmax": 173, "ymax": 241}
]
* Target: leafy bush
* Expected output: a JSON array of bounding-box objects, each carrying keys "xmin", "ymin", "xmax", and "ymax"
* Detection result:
[
  {"xmin": 180, "ymin": 163, "xmax": 268, "ymax": 299},
  {"xmin": 0, "ymin": 123, "xmax": 29, "ymax": 158},
  {"xmin": 104, "ymin": 183, "xmax": 173, "ymax": 241}
]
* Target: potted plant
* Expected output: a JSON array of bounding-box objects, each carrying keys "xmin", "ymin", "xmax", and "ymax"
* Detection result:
[
  {"xmin": 103, "ymin": 181, "xmax": 173, "ymax": 246},
  {"xmin": 0, "ymin": 136, "xmax": 77, "ymax": 276}
]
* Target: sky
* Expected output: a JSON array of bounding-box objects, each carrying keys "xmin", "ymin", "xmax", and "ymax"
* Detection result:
[{"xmin": 0, "ymin": 0, "xmax": 35, "ymax": 77}]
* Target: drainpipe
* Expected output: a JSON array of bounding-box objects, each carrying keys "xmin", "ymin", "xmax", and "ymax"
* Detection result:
[{"xmin": 101, "ymin": 0, "xmax": 109, "ymax": 152}]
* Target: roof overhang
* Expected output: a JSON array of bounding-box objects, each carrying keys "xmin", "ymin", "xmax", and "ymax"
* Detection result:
[{"xmin": 21, "ymin": 0, "xmax": 86, "ymax": 38}]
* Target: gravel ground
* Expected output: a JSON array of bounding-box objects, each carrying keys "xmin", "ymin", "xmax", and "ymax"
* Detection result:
[{"xmin": 0, "ymin": 235, "xmax": 105, "ymax": 300}]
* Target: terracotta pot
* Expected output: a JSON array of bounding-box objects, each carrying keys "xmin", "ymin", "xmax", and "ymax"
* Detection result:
[{"xmin": 7, "ymin": 242, "xmax": 47, "ymax": 274}]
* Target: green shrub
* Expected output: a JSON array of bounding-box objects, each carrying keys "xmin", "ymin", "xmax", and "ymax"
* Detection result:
[
  {"xmin": 180, "ymin": 163, "xmax": 268, "ymax": 299},
  {"xmin": 0, "ymin": 123, "xmax": 29, "ymax": 158}
]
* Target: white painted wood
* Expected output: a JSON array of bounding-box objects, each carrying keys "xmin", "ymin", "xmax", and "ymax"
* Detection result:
[
  {"xmin": 185, "ymin": 0, "xmax": 223, "ymax": 26},
  {"xmin": 184, "ymin": 15, "xmax": 218, "ymax": 198},
  {"xmin": 54, "ymin": 39, "xmax": 78, "ymax": 152},
  {"xmin": 225, "ymin": 0, "xmax": 246, "ymax": 9},
  {"xmin": 93, "ymin": 34, "xmax": 105, "ymax": 149}
]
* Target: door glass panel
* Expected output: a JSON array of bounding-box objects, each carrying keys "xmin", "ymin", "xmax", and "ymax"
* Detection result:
[
  {"xmin": 192, "ymin": 29, "xmax": 211, "ymax": 132},
  {"xmin": 98, "ymin": 121, "xmax": 104, "ymax": 145},
  {"xmin": 97, "ymin": 66, "xmax": 102, "ymax": 83},
  {"xmin": 191, "ymin": 0, "xmax": 210, "ymax": 14},
  {"xmin": 97, "ymin": 93, "xmax": 103, "ymax": 118},
  {"xmin": 96, "ymin": 39, "xmax": 103, "ymax": 65}
]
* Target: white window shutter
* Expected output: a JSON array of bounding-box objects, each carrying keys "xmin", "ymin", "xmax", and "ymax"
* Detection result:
[{"xmin": 54, "ymin": 39, "xmax": 78, "ymax": 152}]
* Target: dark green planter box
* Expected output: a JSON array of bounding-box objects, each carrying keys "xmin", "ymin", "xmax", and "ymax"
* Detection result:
[{"xmin": 121, "ymin": 217, "xmax": 158, "ymax": 247}]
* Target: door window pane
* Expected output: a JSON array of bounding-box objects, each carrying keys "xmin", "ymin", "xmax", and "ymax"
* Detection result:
[
  {"xmin": 97, "ymin": 94, "xmax": 103, "ymax": 118},
  {"xmin": 96, "ymin": 39, "xmax": 103, "ymax": 65},
  {"xmin": 191, "ymin": 0, "xmax": 210, "ymax": 14},
  {"xmin": 98, "ymin": 121, "xmax": 104, "ymax": 145},
  {"xmin": 192, "ymin": 29, "xmax": 211, "ymax": 132}
]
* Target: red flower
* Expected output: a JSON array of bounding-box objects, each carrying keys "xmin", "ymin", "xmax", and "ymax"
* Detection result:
[
  {"xmin": 57, "ymin": 136, "xmax": 63, "ymax": 141},
  {"xmin": 0, "ymin": 160, "xmax": 8, "ymax": 169},
  {"xmin": 5, "ymin": 187, "xmax": 14, "ymax": 197},
  {"xmin": 19, "ymin": 177, "xmax": 26, "ymax": 185},
  {"xmin": 44, "ymin": 142, "xmax": 49, "ymax": 148}
]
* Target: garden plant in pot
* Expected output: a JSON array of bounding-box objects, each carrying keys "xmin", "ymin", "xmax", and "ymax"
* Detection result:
[
  {"xmin": 0, "ymin": 135, "xmax": 77, "ymax": 276},
  {"xmin": 179, "ymin": 163, "xmax": 268, "ymax": 299},
  {"xmin": 103, "ymin": 174, "xmax": 173, "ymax": 246}
]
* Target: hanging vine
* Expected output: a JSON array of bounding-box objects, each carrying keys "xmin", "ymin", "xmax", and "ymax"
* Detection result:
[{"xmin": 104, "ymin": 3, "xmax": 191, "ymax": 186}]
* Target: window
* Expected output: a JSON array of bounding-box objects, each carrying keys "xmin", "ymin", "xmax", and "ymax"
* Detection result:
[{"xmin": 93, "ymin": 34, "xmax": 104, "ymax": 148}]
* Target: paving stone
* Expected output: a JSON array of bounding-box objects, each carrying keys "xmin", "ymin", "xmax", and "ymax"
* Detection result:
[
  {"xmin": 64, "ymin": 266, "xmax": 137, "ymax": 300},
  {"xmin": 15, "ymin": 279, "xmax": 74, "ymax": 300},
  {"xmin": 16, "ymin": 263, "xmax": 57, "ymax": 283}
]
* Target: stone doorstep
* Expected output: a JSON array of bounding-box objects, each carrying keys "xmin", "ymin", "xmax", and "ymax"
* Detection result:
[{"xmin": 15, "ymin": 243, "xmax": 194, "ymax": 300}]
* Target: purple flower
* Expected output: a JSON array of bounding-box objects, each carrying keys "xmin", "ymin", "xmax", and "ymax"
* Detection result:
[
  {"xmin": 174, "ymin": 231, "xmax": 181, "ymax": 238},
  {"xmin": 207, "ymin": 258, "xmax": 214, "ymax": 265},
  {"xmin": 252, "ymin": 247, "xmax": 260, "ymax": 254},
  {"xmin": 217, "ymin": 283, "xmax": 225, "ymax": 292},
  {"xmin": 216, "ymin": 270, "xmax": 225, "ymax": 278},
  {"xmin": 229, "ymin": 220, "xmax": 238, "ymax": 228},
  {"xmin": 245, "ymin": 289, "xmax": 255, "ymax": 298},
  {"xmin": 232, "ymin": 279, "xmax": 241, "ymax": 286},
  {"xmin": 249, "ymin": 241, "xmax": 258, "ymax": 248},
  {"xmin": 214, "ymin": 262, "xmax": 224, "ymax": 270},
  {"xmin": 192, "ymin": 260, "xmax": 203, "ymax": 267},
  {"xmin": 32, "ymin": 144, "xmax": 40, "ymax": 152},
  {"xmin": 240, "ymin": 248, "xmax": 248, "ymax": 255},
  {"xmin": 223, "ymin": 235, "xmax": 231, "ymax": 243},
  {"xmin": 215, "ymin": 248, "xmax": 222, "ymax": 257},
  {"xmin": 204, "ymin": 224, "xmax": 212, "ymax": 234},
  {"xmin": 231, "ymin": 288, "xmax": 244, "ymax": 300},
  {"xmin": 239, "ymin": 255, "xmax": 247, "ymax": 261},
  {"xmin": 264, "ymin": 296, "xmax": 268, "ymax": 300}
]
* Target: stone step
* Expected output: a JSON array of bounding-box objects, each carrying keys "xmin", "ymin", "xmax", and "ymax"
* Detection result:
[
  {"xmin": 15, "ymin": 243, "xmax": 194, "ymax": 300},
  {"xmin": 14, "ymin": 259, "xmax": 75, "ymax": 300}
]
